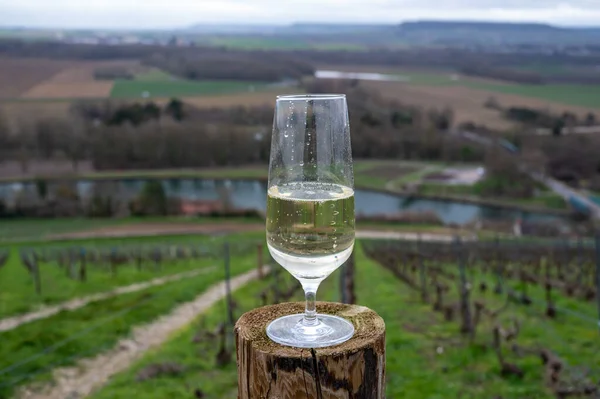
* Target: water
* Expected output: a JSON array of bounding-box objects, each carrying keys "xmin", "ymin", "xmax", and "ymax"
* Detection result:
[
  {"xmin": 315, "ymin": 70, "xmax": 409, "ymax": 82},
  {"xmin": 0, "ymin": 178, "xmax": 565, "ymax": 225}
]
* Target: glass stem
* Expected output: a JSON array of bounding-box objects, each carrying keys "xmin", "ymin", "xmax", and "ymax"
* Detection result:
[{"xmin": 303, "ymin": 289, "xmax": 318, "ymax": 326}]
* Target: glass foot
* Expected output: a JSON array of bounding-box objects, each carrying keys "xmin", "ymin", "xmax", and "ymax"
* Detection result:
[{"xmin": 266, "ymin": 313, "xmax": 354, "ymax": 348}]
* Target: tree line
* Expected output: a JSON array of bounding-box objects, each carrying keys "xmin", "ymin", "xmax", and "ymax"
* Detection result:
[
  {"xmin": 0, "ymin": 80, "xmax": 485, "ymax": 174},
  {"xmin": 143, "ymin": 50, "xmax": 313, "ymax": 82}
]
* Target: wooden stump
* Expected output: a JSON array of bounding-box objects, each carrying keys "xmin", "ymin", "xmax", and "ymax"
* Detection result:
[{"xmin": 235, "ymin": 302, "xmax": 385, "ymax": 399}]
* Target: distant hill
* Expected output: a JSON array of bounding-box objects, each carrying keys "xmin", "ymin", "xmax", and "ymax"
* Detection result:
[
  {"xmin": 399, "ymin": 21, "xmax": 564, "ymax": 33},
  {"xmin": 396, "ymin": 20, "xmax": 600, "ymax": 45},
  {"xmin": 187, "ymin": 20, "xmax": 600, "ymax": 46},
  {"xmin": 188, "ymin": 23, "xmax": 392, "ymax": 36}
]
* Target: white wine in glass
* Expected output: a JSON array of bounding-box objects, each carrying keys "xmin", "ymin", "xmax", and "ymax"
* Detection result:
[{"xmin": 265, "ymin": 94, "xmax": 355, "ymax": 348}]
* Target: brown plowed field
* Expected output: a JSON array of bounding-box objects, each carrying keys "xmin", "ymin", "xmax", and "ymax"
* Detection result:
[
  {"xmin": 182, "ymin": 88, "xmax": 295, "ymax": 109},
  {"xmin": 22, "ymin": 81, "xmax": 114, "ymax": 99},
  {"xmin": 21, "ymin": 60, "xmax": 140, "ymax": 99},
  {"xmin": 0, "ymin": 57, "xmax": 74, "ymax": 98},
  {"xmin": 362, "ymin": 80, "xmax": 596, "ymax": 130},
  {"xmin": 363, "ymin": 80, "xmax": 512, "ymax": 129}
]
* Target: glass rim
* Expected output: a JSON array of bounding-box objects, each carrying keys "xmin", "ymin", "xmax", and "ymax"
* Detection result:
[{"xmin": 276, "ymin": 94, "xmax": 346, "ymax": 101}]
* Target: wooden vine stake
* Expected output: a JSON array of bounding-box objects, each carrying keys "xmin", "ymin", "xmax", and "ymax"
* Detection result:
[{"xmin": 235, "ymin": 302, "xmax": 386, "ymax": 399}]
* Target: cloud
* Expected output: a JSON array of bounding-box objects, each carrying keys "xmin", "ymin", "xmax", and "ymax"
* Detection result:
[{"xmin": 0, "ymin": 0, "xmax": 599, "ymax": 28}]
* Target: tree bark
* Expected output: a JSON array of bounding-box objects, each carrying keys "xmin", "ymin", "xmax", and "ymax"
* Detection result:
[{"xmin": 235, "ymin": 301, "xmax": 385, "ymax": 399}]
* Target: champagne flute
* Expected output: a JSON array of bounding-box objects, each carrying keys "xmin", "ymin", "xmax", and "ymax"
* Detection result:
[{"xmin": 265, "ymin": 94, "xmax": 355, "ymax": 348}]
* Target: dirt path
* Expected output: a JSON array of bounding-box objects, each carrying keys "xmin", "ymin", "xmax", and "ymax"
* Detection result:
[
  {"xmin": 17, "ymin": 267, "xmax": 267, "ymax": 399},
  {"xmin": 357, "ymin": 230, "xmax": 476, "ymax": 242},
  {"xmin": 49, "ymin": 222, "xmax": 467, "ymax": 243},
  {"xmin": 0, "ymin": 267, "xmax": 215, "ymax": 333},
  {"xmin": 47, "ymin": 222, "xmax": 264, "ymax": 241}
]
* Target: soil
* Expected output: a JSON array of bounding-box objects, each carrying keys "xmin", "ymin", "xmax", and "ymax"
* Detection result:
[
  {"xmin": 20, "ymin": 60, "xmax": 140, "ymax": 99},
  {"xmin": 22, "ymin": 81, "xmax": 114, "ymax": 99},
  {"xmin": 361, "ymin": 80, "xmax": 596, "ymax": 130},
  {"xmin": 0, "ymin": 57, "xmax": 74, "ymax": 98},
  {"xmin": 182, "ymin": 88, "xmax": 289, "ymax": 109}
]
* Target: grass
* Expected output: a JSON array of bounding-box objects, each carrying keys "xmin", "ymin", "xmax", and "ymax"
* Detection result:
[
  {"xmin": 364, "ymin": 245, "xmax": 599, "ymax": 397},
  {"xmin": 512, "ymin": 193, "xmax": 568, "ymax": 210},
  {"xmin": 514, "ymin": 64, "xmax": 571, "ymax": 75},
  {"xmin": 134, "ymin": 69, "xmax": 174, "ymax": 82},
  {"xmin": 461, "ymin": 81, "xmax": 600, "ymax": 108},
  {"xmin": 418, "ymin": 183, "xmax": 474, "ymax": 197},
  {"xmin": 89, "ymin": 252, "xmax": 340, "ymax": 399},
  {"xmin": 207, "ymin": 37, "xmax": 312, "ymax": 50},
  {"xmin": 0, "ymin": 218, "xmax": 129, "ymax": 243},
  {"xmin": 0, "ymin": 231, "xmax": 264, "ymax": 318},
  {"xmin": 397, "ymin": 70, "xmax": 460, "ymax": 85},
  {"xmin": 353, "ymin": 66, "xmax": 600, "ymax": 108},
  {"xmin": 204, "ymin": 37, "xmax": 367, "ymax": 51},
  {"xmin": 354, "ymin": 160, "xmax": 446, "ymax": 191},
  {"xmin": 386, "ymin": 165, "xmax": 446, "ymax": 191},
  {"xmin": 417, "ymin": 183, "xmax": 567, "ymax": 210},
  {"xmin": 86, "ymin": 243, "xmax": 600, "ymax": 398},
  {"xmin": 0, "ymin": 236, "xmax": 260, "ymax": 398},
  {"xmin": 0, "ymin": 239, "xmax": 214, "ymax": 318},
  {"xmin": 353, "ymin": 173, "xmax": 389, "ymax": 191},
  {"xmin": 110, "ymin": 80, "xmax": 265, "ymax": 99}
]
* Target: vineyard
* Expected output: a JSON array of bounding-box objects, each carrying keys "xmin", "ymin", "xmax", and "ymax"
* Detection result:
[
  {"xmin": 0, "ymin": 233, "xmax": 266, "ymax": 398},
  {"xmin": 0, "ymin": 234, "xmax": 261, "ymax": 319},
  {"xmin": 0, "ymin": 233, "xmax": 599, "ymax": 398},
  {"xmin": 363, "ymin": 237, "xmax": 600, "ymax": 398}
]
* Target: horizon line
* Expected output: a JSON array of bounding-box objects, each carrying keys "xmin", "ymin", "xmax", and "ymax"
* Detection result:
[{"xmin": 1, "ymin": 19, "xmax": 599, "ymax": 32}]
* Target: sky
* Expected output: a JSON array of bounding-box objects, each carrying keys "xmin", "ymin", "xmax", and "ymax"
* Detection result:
[{"xmin": 1, "ymin": 0, "xmax": 600, "ymax": 29}]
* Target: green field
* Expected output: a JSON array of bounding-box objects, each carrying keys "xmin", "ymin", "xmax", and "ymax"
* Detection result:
[
  {"xmin": 514, "ymin": 64, "xmax": 572, "ymax": 75},
  {"xmin": 88, "ymin": 243, "xmax": 600, "ymax": 398},
  {"xmin": 203, "ymin": 36, "xmax": 366, "ymax": 51},
  {"xmin": 417, "ymin": 183, "xmax": 567, "ymax": 210},
  {"xmin": 395, "ymin": 70, "xmax": 460, "ymax": 85},
  {"xmin": 386, "ymin": 69, "xmax": 600, "ymax": 108},
  {"xmin": 206, "ymin": 36, "xmax": 312, "ymax": 50},
  {"xmin": 463, "ymin": 81, "xmax": 600, "ymax": 108},
  {"xmin": 134, "ymin": 69, "xmax": 174, "ymax": 81},
  {"xmin": 0, "ymin": 218, "xmax": 129, "ymax": 243},
  {"xmin": 110, "ymin": 79, "xmax": 265, "ymax": 99},
  {"xmin": 0, "ymin": 233, "xmax": 262, "ymax": 398}
]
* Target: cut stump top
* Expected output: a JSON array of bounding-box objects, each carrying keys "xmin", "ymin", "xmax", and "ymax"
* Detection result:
[{"xmin": 235, "ymin": 301, "xmax": 385, "ymax": 356}]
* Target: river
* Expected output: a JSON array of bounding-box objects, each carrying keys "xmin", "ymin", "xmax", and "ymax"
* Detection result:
[{"xmin": 0, "ymin": 179, "xmax": 565, "ymax": 225}]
